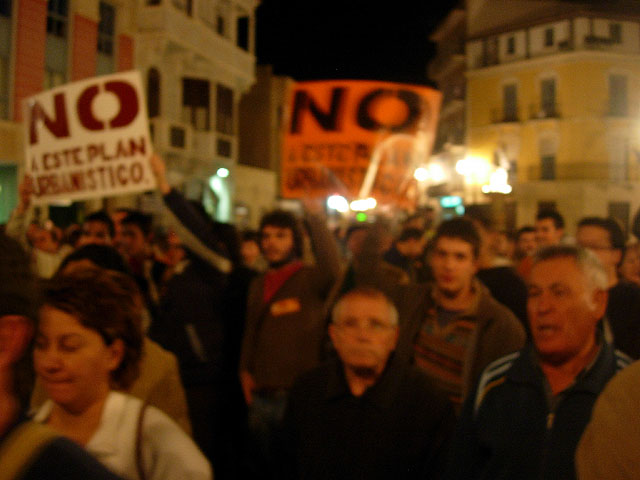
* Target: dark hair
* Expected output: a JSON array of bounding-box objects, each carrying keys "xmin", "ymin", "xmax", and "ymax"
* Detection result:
[
  {"xmin": 397, "ymin": 227, "xmax": 424, "ymax": 242},
  {"xmin": 58, "ymin": 244, "xmax": 131, "ymax": 276},
  {"xmin": 42, "ymin": 267, "xmax": 143, "ymax": 389},
  {"xmin": 121, "ymin": 211, "xmax": 153, "ymax": 237},
  {"xmin": 84, "ymin": 210, "xmax": 115, "ymax": 238},
  {"xmin": 242, "ymin": 230, "xmax": 261, "ymax": 244},
  {"xmin": 516, "ymin": 225, "xmax": 536, "ymax": 240},
  {"xmin": 432, "ymin": 217, "xmax": 481, "ymax": 258},
  {"xmin": 536, "ymin": 209, "xmax": 565, "ymax": 229},
  {"xmin": 578, "ymin": 217, "xmax": 626, "ymax": 252},
  {"xmin": 345, "ymin": 223, "xmax": 369, "ymax": 240},
  {"xmin": 259, "ymin": 210, "xmax": 303, "ymax": 258},
  {"xmin": 0, "ymin": 233, "xmax": 38, "ymax": 407}
]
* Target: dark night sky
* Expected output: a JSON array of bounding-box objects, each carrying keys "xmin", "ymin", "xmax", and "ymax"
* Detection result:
[{"xmin": 255, "ymin": 0, "xmax": 458, "ymax": 86}]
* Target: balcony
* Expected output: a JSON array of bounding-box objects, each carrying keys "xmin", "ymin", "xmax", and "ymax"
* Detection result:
[
  {"xmin": 529, "ymin": 104, "xmax": 561, "ymax": 120},
  {"xmin": 526, "ymin": 161, "xmax": 632, "ymax": 181},
  {"xmin": 149, "ymin": 117, "xmax": 193, "ymax": 153},
  {"xmin": 192, "ymin": 130, "xmax": 236, "ymax": 160},
  {"xmin": 491, "ymin": 108, "xmax": 521, "ymax": 124},
  {"xmin": 138, "ymin": 0, "xmax": 255, "ymax": 84}
]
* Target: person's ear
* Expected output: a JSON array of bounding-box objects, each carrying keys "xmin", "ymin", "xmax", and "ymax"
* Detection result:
[
  {"xmin": 0, "ymin": 316, "xmax": 33, "ymax": 369},
  {"xmin": 106, "ymin": 338, "xmax": 125, "ymax": 373}
]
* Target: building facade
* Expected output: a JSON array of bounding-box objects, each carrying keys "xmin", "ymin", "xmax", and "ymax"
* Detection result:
[
  {"xmin": 0, "ymin": 0, "xmax": 258, "ymax": 225},
  {"xmin": 236, "ymin": 64, "xmax": 292, "ymax": 228},
  {"xmin": 465, "ymin": 0, "xmax": 640, "ymax": 235},
  {"xmin": 137, "ymin": 0, "xmax": 258, "ymax": 223}
]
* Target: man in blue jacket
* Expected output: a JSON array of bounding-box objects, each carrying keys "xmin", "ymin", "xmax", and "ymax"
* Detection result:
[{"xmin": 446, "ymin": 245, "xmax": 630, "ymax": 480}]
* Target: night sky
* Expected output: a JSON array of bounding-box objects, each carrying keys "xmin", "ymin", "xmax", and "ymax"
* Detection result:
[{"xmin": 256, "ymin": 0, "xmax": 457, "ymax": 86}]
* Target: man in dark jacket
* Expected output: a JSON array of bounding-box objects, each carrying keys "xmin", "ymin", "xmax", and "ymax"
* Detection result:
[
  {"xmin": 281, "ymin": 287, "xmax": 454, "ymax": 479},
  {"xmin": 446, "ymin": 245, "xmax": 630, "ymax": 480}
]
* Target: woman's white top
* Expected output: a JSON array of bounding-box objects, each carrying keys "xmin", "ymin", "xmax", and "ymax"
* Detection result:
[{"xmin": 33, "ymin": 391, "xmax": 212, "ymax": 480}]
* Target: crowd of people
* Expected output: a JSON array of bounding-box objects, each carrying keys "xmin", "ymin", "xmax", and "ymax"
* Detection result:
[{"xmin": 0, "ymin": 153, "xmax": 640, "ymax": 479}]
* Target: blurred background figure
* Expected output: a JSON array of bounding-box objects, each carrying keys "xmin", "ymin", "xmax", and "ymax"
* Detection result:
[
  {"xmin": 619, "ymin": 241, "xmax": 640, "ymax": 287},
  {"xmin": 240, "ymin": 229, "xmax": 266, "ymax": 272}
]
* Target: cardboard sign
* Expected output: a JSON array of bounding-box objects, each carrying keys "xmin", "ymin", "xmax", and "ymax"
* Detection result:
[
  {"xmin": 281, "ymin": 80, "xmax": 441, "ymax": 208},
  {"xmin": 24, "ymin": 70, "xmax": 155, "ymax": 204}
]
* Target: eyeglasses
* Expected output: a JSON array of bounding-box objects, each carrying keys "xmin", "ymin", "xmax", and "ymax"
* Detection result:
[{"xmin": 334, "ymin": 318, "xmax": 396, "ymax": 334}]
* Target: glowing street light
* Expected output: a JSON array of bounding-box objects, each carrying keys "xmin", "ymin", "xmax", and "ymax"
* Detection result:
[
  {"xmin": 327, "ymin": 195, "xmax": 349, "ymax": 213},
  {"xmin": 350, "ymin": 197, "xmax": 377, "ymax": 211}
]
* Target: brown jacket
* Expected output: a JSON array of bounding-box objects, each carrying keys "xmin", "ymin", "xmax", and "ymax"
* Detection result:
[
  {"xmin": 239, "ymin": 213, "xmax": 340, "ymax": 390},
  {"xmin": 393, "ymin": 280, "xmax": 526, "ymax": 402}
]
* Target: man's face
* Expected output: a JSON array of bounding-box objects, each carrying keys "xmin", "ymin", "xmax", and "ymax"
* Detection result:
[
  {"xmin": 329, "ymin": 294, "xmax": 398, "ymax": 375},
  {"xmin": 527, "ymin": 256, "xmax": 606, "ymax": 365},
  {"xmin": 120, "ymin": 224, "xmax": 147, "ymax": 258},
  {"xmin": 430, "ymin": 236, "xmax": 478, "ymax": 297},
  {"xmin": 576, "ymin": 225, "xmax": 620, "ymax": 273},
  {"xmin": 77, "ymin": 221, "xmax": 112, "ymax": 247},
  {"xmin": 517, "ymin": 231, "xmax": 537, "ymax": 256},
  {"xmin": 260, "ymin": 225, "xmax": 295, "ymax": 265},
  {"xmin": 535, "ymin": 218, "xmax": 563, "ymax": 247}
]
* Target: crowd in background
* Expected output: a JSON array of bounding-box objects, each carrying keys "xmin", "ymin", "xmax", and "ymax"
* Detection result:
[{"xmin": 1, "ymin": 154, "xmax": 640, "ymax": 479}]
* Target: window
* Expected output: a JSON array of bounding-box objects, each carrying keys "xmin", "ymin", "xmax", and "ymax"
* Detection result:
[
  {"xmin": 503, "ymin": 84, "xmax": 517, "ymax": 121},
  {"xmin": 0, "ymin": 0, "xmax": 11, "ymax": 17},
  {"xmin": 216, "ymin": 84, "xmax": 234, "ymax": 135},
  {"xmin": 541, "ymin": 78, "xmax": 556, "ymax": 117},
  {"xmin": 609, "ymin": 75, "xmax": 628, "ymax": 116},
  {"xmin": 47, "ymin": 0, "xmax": 68, "ymax": 37},
  {"xmin": 610, "ymin": 23, "xmax": 622, "ymax": 44},
  {"xmin": 237, "ymin": 16, "xmax": 249, "ymax": 51},
  {"xmin": 544, "ymin": 28, "xmax": 554, "ymax": 47},
  {"xmin": 147, "ymin": 68, "xmax": 160, "ymax": 118},
  {"xmin": 608, "ymin": 202, "xmax": 630, "ymax": 234},
  {"xmin": 182, "ymin": 78, "xmax": 210, "ymax": 131},
  {"xmin": 541, "ymin": 155, "xmax": 556, "ymax": 180},
  {"xmin": 98, "ymin": 2, "xmax": 115, "ymax": 55},
  {"xmin": 216, "ymin": 15, "xmax": 225, "ymax": 35},
  {"xmin": 0, "ymin": 57, "xmax": 7, "ymax": 119},
  {"xmin": 507, "ymin": 36, "xmax": 515, "ymax": 55},
  {"xmin": 0, "ymin": 1, "xmax": 10, "ymax": 119}
]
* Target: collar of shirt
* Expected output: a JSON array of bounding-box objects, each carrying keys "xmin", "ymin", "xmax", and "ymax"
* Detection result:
[{"xmin": 324, "ymin": 354, "xmax": 404, "ymax": 410}]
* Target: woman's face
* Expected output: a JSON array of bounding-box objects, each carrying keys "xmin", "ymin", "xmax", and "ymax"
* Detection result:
[
  {"xmin": 33, "ymin": 305, "xmax": 123, "ymax": 414},
  {"xmin": 620, "ymin": 246, "xmax": 640, "ymax": 284}
]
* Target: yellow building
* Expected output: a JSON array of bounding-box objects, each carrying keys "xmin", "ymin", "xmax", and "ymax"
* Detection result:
[{"xmin": 466, "ymin": 0, "xmax": 640, "ymax": 234}]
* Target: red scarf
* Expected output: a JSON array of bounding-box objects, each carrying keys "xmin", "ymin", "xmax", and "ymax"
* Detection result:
[{"xmin": 263, "ymin": 260, "xmax": 304, "ymax": 303}]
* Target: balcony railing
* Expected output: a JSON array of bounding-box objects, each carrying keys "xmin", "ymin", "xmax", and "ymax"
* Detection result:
[
  {"xmin": 491, "ymin": 108, "xmax": 520, "ymax": 123},
  {"xmin": 526, "ymin": 162, "xmax": 632, "ymax": 181},
  {"xmin": 529, "ymin": 103, "xmax": 561, "ymax": 120}
]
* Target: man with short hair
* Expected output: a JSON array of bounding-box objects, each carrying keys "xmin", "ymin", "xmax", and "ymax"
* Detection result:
[
  {"xmin": 394, "ymin": 217, "xmax": 525, "ymax": 409},
  {"xmin": 239, "ymin": 206, "xmax": 341, "ymax": 478},
  {"xmin": 535, "ymin": 208, "xmax": 565, "ymax": 247},
  {"xmin": 0, "ymin": 232, "xmax": 123, "ymax": 479},
  {"xmin": 515, "ymin": 225, "xmax": 537, "ymax": 280},
  {"xmin": 576, "ymin": 216, "xmax": 640, "ymax": 359},
  {"xmin": 446, "ymin": 245, "xmax": 630, "ymax": 480},
  {"xmin": 77, "ymin": 210, "xmax": 115, "ymax": 247},
  {"xmin": 281, "ymin": 287, "xmax": 454, "ymax": 479}
]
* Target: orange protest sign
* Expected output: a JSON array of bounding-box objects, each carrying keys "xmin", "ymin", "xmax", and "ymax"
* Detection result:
[{"xmin": 281, "ymin": 80, "xmax": 441, "ymax": 208}]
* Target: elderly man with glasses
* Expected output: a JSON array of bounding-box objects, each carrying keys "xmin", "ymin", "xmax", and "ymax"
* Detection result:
[{"xmin": 280, "ymin": 287, "xmax": 454, "ymax": 480}]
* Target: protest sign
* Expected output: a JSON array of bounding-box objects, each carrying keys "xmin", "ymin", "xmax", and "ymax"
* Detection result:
[
  {"xmin": 281, "ymin": 80, "xmax": 441, "ymax": 208},
  {"xmin": 24, "ymin": 70, "xmax": 155, "ymax": 204}
]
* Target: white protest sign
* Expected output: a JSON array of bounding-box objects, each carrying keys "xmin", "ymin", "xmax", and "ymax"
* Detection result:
[{"xmin": 24, "ymin": 70, "xmax": 156, "ymax": 204}]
